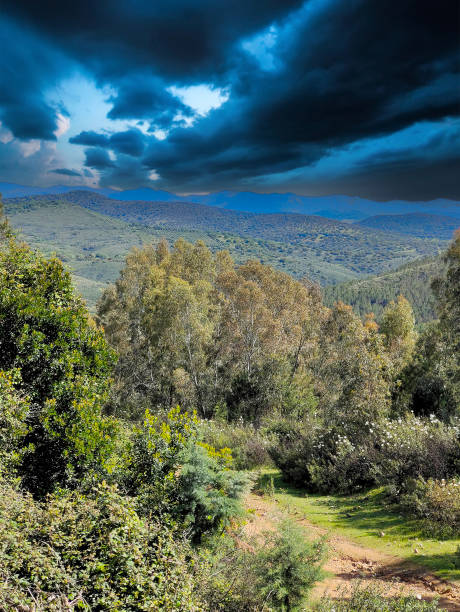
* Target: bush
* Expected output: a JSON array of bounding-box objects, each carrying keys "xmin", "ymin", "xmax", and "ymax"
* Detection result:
[
  {"xmin": 0, "ymin": 477, "xmax": 203, "ymax": 611},
  {"xmin": 269, "ymin": 413, "xmax": 460, "ymax": 495},
  {"xmin": 124, "ymin": 406, "xmax": 249, "ymax": 541},
  {"xmin": 268, "ymin": 417, "xmax": 381, "ymax": 493},
  {"xmin": 200, "ymin": 418, "xmax": 271, "ymax": 470},
  {"xmin": 375, "ymin": 414, "xmax": 460, "ymax": 490},
  {"xmin": 315, "ymin": 584, "xmax": 440, "ymax": 611},
  {"xmin": 199, "ymin": 520, "xmax": 326, "ymax": 611},
  {"xmin": 400, "ymin": 477, "xmax": 460, "ymax": 538}
]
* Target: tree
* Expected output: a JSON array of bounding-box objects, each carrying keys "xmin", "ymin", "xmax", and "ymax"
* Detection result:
[
  {"xmin": 433, "ymin": 230, "xmax": 460, "ymax": 371},
  {"xmin": 380, "ymin": 295, "xmax": 417, "ymax": 392},
  {"xmin": 315, "ymin": 302, "xmax": 391, "ymax": 439},
  {"xmin": 98, "ymin": 240, "xmax": 220, "ymax": 417},
  {"xmin": 397, "ymin": 233, "xmax": 460, "ymax": 421},
  {"xmin": 0, "ymin": 238, "xmax": 116, "ymax": 495}
]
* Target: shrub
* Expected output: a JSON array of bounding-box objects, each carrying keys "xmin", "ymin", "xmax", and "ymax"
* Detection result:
[
  {"xmin": 199, "ymin": 520, "xmax": 326, "ymax": 611},
  {"xmin": 0, "ymin": 477, "xmax": 203, "ymax": 611},
  {"xmin": 200, "ymin": 418, "xmax": 271, "ymax": 470},
  {"xmin": 374, "ymin": 414, "xmax": 460, "ymax": 490},
  {"xmin": 269, "ymin": 413, "xmax": 460, "ymax": 495},
  {"xmin": 315, "ymin": 584, "xmax": 440, "ymax": 611},
  {"xmin": 400, "ymin": 477, "xmax": 460, "ymax": 538},
  {"xmin": 125, "ymin": 406, "xmax": 249, "ymax": 541},
  {"xmin": 268, "ymin": 417, "xmax": 381, "ymax": 493}
]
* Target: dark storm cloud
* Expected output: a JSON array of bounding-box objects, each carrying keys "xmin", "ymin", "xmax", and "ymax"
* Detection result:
[
  {"xmin": 49, "ymin": 168, "xmax": 81, "ymax": 177},
  {"xmin": 84, "ymin": 148, "xmax": 115, "ymax": 170},
  {"xmin": 1, "ymin": 1, "xmax": 304, "ymax": 81},
  {"xmin": 141, "ymin": 0, "xmax": 460, "ymax": 194},
  {"xmin": 69, "ymin": 131, "xmax": 110, "ymax": 147},
  {"xmin": 109, "ymin": 129, "xmax": 146, "ymax": 157},
  {"xmin": 107, "ymin": 76, "xmax": 191, "ymax": 129},
  {"xmin": 0, "ymin": 18, "xmax": 66, "ymax": 140},
  {"xmin": 71, "ymin": 129, "xmax": 146, "ymax": 157},
  {"xmin": 1, "ymin": 0, "xmax": 459, "ymax": 198}
]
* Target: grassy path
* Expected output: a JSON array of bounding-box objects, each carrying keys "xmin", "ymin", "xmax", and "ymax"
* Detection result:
[{"xmin": 245, "ymin": 470, "xmax": 460, "ymax": 610}]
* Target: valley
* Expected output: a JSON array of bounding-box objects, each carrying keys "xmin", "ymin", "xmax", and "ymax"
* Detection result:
[{"xmin": 4, "ymin": 191, "xmax": 453, "ymax": 312}]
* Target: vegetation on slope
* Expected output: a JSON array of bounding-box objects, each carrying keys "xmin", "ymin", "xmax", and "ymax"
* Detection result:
[
  {"xmin": 357, "ymin": 213, "xmax": 459, "ymax": 240},
  {"xmin": 1, "ymin": 190, "xmax": 459, "ymax": 609},
  {"xmin": 4, "ymin": 193, "xmax": 449, "ymax": 313},
  {"xmin": 323, "ymin": 256, "xmax": 443, "ymax": 324}
]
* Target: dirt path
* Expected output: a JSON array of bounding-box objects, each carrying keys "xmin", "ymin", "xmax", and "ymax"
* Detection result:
[{"xmin": 245, "ymin": 492, "xmax": 460, "ymax": 610}]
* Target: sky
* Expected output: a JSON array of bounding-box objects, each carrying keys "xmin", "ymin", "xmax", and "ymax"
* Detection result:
[{"xmin": 0, "ymin": 0, "xmax": 458, "ymax": 200}]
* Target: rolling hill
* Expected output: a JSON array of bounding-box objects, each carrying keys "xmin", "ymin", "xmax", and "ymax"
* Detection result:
[
  {"xmin": 323, "ymin": 255, "xmax": 443, "ymax": 325},
  {"xmin": 2, "ymin": 182, "xmax": 460, "ymax": 220},
  {"xmin": 4, "ymin": 191, "xmax": 450, "ymax": 313},
  {"xmin": 357, "ymin": 213, "xmax": 459, "ymax": 240}
]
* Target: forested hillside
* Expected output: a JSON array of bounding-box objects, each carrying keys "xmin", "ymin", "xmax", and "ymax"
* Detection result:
[
  {"xmin": 4, "ymin": 192, "xmax": 449, "ymax": 311},
  {"xmin": 1, "ymin": 192, "xmax": 460, "ymax": 609},
  {"xmin": 357, "ymin": 213, "xmax": 459, "ymax": 240},
  {"xmin": 323, "ymin": 256, "xmax": 443, "ymax": 324}
]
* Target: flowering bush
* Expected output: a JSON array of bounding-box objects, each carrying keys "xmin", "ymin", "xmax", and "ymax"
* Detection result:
[
  {"xmin": 400, "ymin": 477, "xmax": 460, "ymax": 538},
  {"xmin": 268, "ymin": 417, "xmax": 381, "ymax": 493},
  {"xmin": 124, "ymin": 406, "xmax": 250, "ymax": 541},
  {"xmin": 269, "ymin": 412, "xmax": 460, "ymax": 496},
  {"xmin": 373, "ymin": 413, "xmax": 460, "ymax": 490}
]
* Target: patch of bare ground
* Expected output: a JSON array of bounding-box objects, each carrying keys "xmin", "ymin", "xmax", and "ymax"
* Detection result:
[{"xmin": 245, "ymin": 492, "xmax": 460, "ymax": 611}]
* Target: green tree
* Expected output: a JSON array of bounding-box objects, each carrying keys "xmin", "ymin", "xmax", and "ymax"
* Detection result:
[
  {"xmin": 397, "ymin": 233, "xmax": 460, "ymax": 421},
  {"xmin": 125, "ymin": 406, "xmax": 248, "ymax": 541},
  {"xmin": 380, "ymin": 295, "xmax": 417, "ymax": 376},
  {"xmin": 98, "ymin": 241, "xmax": 219, "ymax": 417},
  {"xmin": 0, "ymin": 238, "xmax": 116, "ymax": 495},
  {"xmin": 315, "ymin": 302, "xmax": 391, "ymax": 440}
]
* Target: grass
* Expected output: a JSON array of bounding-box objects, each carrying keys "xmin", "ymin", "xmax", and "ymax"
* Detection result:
[{"xmin": 256, "ymin": 469, "xmax": 460, "ymax": 582}]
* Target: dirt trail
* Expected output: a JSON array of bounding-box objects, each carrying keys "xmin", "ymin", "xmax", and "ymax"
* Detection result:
[{"xmin": 245, "ymin": 492, "xmax": 460, "ymax": 611}]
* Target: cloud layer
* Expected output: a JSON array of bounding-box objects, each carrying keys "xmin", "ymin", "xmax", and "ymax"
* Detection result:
[{"xmin": 0, "ymin": 0, "xmax": 458, "ymax": 199}]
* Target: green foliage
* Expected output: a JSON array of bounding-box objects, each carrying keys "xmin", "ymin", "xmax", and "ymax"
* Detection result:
[
  {"xmin": 323, "ymin": 255, "xmax": 441, "ymax": 325},
  {"xmin": 268, "ymin": 417, "xmax": 381, "ymax": 493},
  {"xmin": 125, "ymin": 406, "xmax": 249, "ymax": 541},
  {"xmin": 374, "ymin": 414, "xmax": 460, "ymax": 490},
  {"xmin": 270, "ymin": 412, "xmax": 460, "ymax": 496},
  {"xmin": 380, "ymin": 295, "xmax": 417, "ymax": 378},
  {"xmin": 315, "ymin": 585, "xmax": 440, "ymax": 611},
  {"xmin": 0, "ymin": 477, "xmax": 202, "ymax": 611},
  {"xmin": 198, "ymin": 521, "xmax": 325, "ymax": 611},
  {"xmin": 0, "ymin": 239, "xmax": 117, "ymax": 495},
  {"xmin": 99, "ymin": 240, "xmax": 324, "ymax": 422},
  {"xmin": 314, "ymin": 301, "xmax": 391, "ymax": 442},
  {"xmin": 0, "ymin": 369, "xmax": 30, "ymax": 473},
  {"xmin": 255, "ymin": 520, "xmax": 326, "ymax": 611},
  {"xmin": 200, "ymin": 418, "xmax": 271, "ymax": 469},
  {"xmin": 399, "ymin": 477, "xmax": 460, "ymax": 538},
  {"xmin": 396, "ymin": 323, "xmax": 458, "ymax": 422}
]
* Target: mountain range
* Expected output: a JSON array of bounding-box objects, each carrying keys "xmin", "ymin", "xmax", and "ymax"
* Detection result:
[
  {"xmin": 2, "ymin": 186, "xmax": 458, "ymax": 317},
  {"xmin": 2, "ymin": 182, "xmax": 460, "ymax": 221}
]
